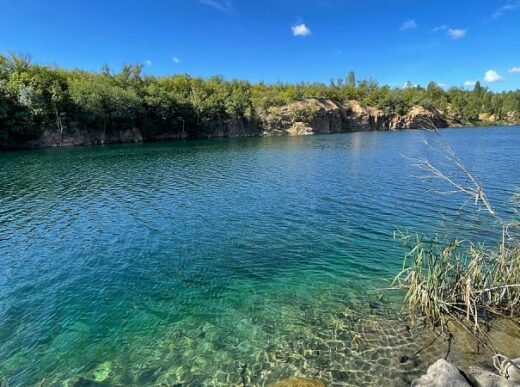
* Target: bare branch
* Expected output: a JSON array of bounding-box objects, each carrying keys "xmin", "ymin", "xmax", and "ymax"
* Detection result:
[{"xmin": 406, "ymin": 122, "xmax": 499, "ymax": 219}]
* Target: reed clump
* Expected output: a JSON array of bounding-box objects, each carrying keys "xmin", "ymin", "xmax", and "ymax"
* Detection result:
[
  {"xmin": 393, "ymin": 230, "xmax": 520, "ymax": 331},
  {"xmin": 394, "ymin": 123, "xmax": 520, "ymax": 335}
]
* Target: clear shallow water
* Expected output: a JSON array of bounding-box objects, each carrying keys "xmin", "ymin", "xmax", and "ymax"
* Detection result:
[{"xmin": 0, "ymin": 127, "xmax": 519, "ymax": 386}]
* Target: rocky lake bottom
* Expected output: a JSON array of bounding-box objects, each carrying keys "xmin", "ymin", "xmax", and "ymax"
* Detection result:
[{"xmin": 1, "ymin": 127, "xmax": 519, "ymax": 386}]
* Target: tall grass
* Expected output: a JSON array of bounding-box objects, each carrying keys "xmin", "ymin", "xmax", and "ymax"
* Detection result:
[
  {"xmin": 394, "ymin": 123, "xmax": 520, "ymax": 340},
  {"xmin": 393, "ymin": 230, "xmax": 520, "ymax": 331}
]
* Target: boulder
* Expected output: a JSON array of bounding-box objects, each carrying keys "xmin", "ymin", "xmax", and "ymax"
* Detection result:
[
  {"xmin": 411, "ymin": 359, "xmax": 471, "ymax": 387},
  {"xmin": 466, "ymin": 367, "xmax": 519, "ymax": 387}
]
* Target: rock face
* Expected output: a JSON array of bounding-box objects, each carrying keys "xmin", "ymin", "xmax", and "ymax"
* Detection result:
[
  {"xmin": 262, "ymin": 98, "xmax": 345, "ymax": 136},
  {"xmin": 18, "ymin": 98, "xmax": 450, "ymax": 149},
  {"xmin": 390, "ymin": 105, "xmax": 448, "ymax": 130},
  {"xmin": 260, "ymin": 98, "xmax": 448, "ymax": 137},
  {"xmin": 479, "ymin": 113, "xmax": 498, "ymax": 123},
  {"xmin": 343, "ymin": 100, "xmax": 389, "ymax": 130},
  {"xmin": 26, "ymin": 125, "xmax": 147, "ymax": 149},
  {"xmin": 205, "ymin": 117, "xmax": 261, "ymax": 138},
  {"xmin": 411, "ymin": 359, "xmax": 471, "ymax": 387}
]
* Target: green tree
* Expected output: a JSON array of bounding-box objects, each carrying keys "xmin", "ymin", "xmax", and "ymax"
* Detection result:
[{"xmin": 346, "ymin": 71, "xmax": 356, "ymax": 88}]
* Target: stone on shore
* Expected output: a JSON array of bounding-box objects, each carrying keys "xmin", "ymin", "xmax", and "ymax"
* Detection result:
[
  {"xmin": 413, "ymin": 358, "xmax": 520, "ymax": 387},
  {"xmin": 466, "ymin": 367, "xmax": 518, "ymax": 387},
  {"xmin": 411, "ymin": 359, "xmax": 471, "ymax": 387}
]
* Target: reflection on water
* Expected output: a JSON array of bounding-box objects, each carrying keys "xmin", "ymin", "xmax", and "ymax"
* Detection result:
[{"xmin": 0, "ymin": 127, "xmax": 519, "ymax": 386}]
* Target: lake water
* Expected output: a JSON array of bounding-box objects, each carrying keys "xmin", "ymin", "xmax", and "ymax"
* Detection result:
[{"xmin": 1, "ymin": 127, "xmax": 519, "ymax": 386}]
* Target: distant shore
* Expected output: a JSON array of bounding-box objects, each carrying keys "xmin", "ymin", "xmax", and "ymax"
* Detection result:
[
  {"xmin": 2, "ymin": 54, "xmax": 520, "ymax": 151},
  {"xmin": 3, "ymin": 97, "xmax": 519, "ymax": 151}
]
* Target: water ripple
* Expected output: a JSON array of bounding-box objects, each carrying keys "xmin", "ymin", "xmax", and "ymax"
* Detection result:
[{"xmin": 0, "ymin": 127, "xmax": 519, "ymax": 385}]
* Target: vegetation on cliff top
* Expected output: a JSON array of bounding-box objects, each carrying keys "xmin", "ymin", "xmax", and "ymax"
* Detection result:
[{"xmin": 1, "ymin": 53, "xmax": 520, "ymax": 148}]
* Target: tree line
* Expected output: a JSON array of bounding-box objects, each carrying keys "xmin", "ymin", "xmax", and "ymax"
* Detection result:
[{"xmin": 1, "ymin": 53, "xmax": 520, "ymax": 148}]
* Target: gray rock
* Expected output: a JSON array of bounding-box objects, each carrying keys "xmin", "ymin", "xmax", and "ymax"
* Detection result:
[
  {"xmin": 411, "ymin": 359, "xmax": 470, "ymax": 387},
  {"xmin": 467, "ymin": 357, "xmax": 520, "ymax": 387},
  {"xmin": 466, "ymin": 367, "xmax": 517, "ymax": 387}
]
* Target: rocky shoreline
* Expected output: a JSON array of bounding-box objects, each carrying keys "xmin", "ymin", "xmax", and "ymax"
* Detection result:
[
  {"xmin": 9, "ymin": 98, "xmax": 517, "ymax": 149},
  {"xmin": 413, "ymin": 357, "xmax": 520, "ymax": 387},
  {"xmin": 11, "ymin": 98, "xmax": 514, "ymax": 151}
]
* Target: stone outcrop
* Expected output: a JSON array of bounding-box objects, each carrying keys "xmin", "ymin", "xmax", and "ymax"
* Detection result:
[
  {"xmin": 479, "ymin": 113, "xmax": 498, "ymax": 123},
  {"xmin": 390, "ymin": 105, "xmax": 448, "ymax": 130},
  {"xmin": 260, "ymin": 98, "xmax": 448, "ymax": 137},
  {"xmin": 35, "ymin": 126, "xmax": 145, "ymax": 148},
  {"xmin": 262, "ymin": 98, "xmax": 345, "ymax": 136},
  {"xmin": 204, "ymin": 117, "xmax": 261, "ymax": 138},
  {"xmin": 343, "ymin": 100, "xmax": 390, "ymax": 130}
]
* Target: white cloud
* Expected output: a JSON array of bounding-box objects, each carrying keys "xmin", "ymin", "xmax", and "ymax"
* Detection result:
[
  {"xmin": 464, "ymin": 80, "xmax": 477, "ymax": 87},
  {"xmin": 447, "ymin": 28, "xmax": 467, "ymax": 39},
  {"xmin": 432, "ymin": 25, "xmax": 467, "ymax": 40},
  {"xmin": 431, "ymin": 25, "xmax": 448, "ymax": 33},
  {"xmin": 292, "ymin": 23, "xmax": 311, "ymax": 37},
  {"xmin": 172, "ymin": 57, "xmax": 181, "ymax": 64},
  {"xmin": 144, "ymin": 59, "xmax": 152, "ymax": 66},
  {"xmin": 200, "ymin": 0, "xmax": 234, "ymax": 13},
  {"xmin": 509, "ymin": 67, "xmax": 520, "ymax": 74},
  {"xmin": 490, "ymin": 1, "xmax": 520, "ymax": 20},
  {"xmin": 400, "ymin": 20, "xmax": 417, "ymax": 31},
  {"xmin": 484, "ymin": 70, "xmax": 505, "ymax": 83}
]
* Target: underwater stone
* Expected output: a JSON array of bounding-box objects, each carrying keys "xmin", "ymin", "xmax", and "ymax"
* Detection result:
[
  {"xmin": 269, "ymin": 376, "xmax": 326, "ymax": 387},
  {"xmin": 90, "ymin": 361, "xmax": 113, "ymax": 382},
  {"xmin": 330, "ymin": 369, "xmax": 350, "ymax": 382},
  {"xmin": 399, "ymin": 354, "xmax": 410, "ymax": 363},
  {"xmin": 65, "ymin": 376, "xmax": 111, "ymax": 387}
]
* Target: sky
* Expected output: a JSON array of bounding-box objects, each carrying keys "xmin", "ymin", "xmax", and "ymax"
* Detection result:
[{"xmin": 1, "ymin": 0, "xmax": 520, "ymax": 91}]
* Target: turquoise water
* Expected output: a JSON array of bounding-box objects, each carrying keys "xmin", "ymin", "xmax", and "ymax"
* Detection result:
[{"xmin": 0, "ymin": 127, "xmax": 519, "ymax": 386}]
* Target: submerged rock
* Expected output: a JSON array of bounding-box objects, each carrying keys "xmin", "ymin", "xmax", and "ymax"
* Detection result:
[
  {"xmin": 269, "ymin": 376, "xmax": 326, "ymax": 387},
  {"xmin": 64, "ymin": 376, "xmax": 111, "ymax": 387},
  {"xmin": 90, "ymin": 361, "xmax": 113, "ymax": 382},
  {"xmin": 411, "ymin": 359, "xmax": 471, "ymax": 387}
]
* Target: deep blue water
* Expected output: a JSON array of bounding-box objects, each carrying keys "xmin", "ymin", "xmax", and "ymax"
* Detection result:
[{"xmin": 0, "ymin": 127, "xmax": 519, "ymax": 386}]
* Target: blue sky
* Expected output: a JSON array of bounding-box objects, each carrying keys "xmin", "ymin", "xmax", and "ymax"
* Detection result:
[{"xmin": 1, "ymin": 0, "xmax": 520, "ymax": 90}]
